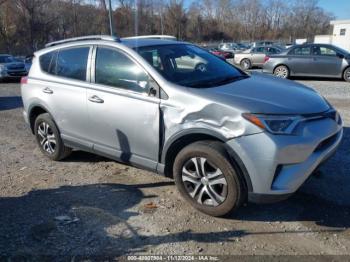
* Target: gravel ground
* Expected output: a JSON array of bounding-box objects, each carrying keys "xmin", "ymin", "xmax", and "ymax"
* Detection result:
[{"xmin": 0, "ymin": 79, "xmax": 349, "ymax": 258}]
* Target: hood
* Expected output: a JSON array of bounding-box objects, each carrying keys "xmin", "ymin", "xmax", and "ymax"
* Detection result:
[
  {"xmin": 2, "ymin": 61, "xmax": 26, "ymax": 70},
  {"xmin": 197, "ymin": 73, "xmax": 329, "ymax": 115}
]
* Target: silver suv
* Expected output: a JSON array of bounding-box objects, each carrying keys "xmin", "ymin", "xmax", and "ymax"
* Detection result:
[{"xmin": 21, "ymin": 35, "xmax": 343, "ymax": 216}]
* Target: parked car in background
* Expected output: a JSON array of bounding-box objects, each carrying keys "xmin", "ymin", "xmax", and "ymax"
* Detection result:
[
  {"xmin": 21, "ymin": 35, "xmax": 343, "ymax": 217},
  {"xmin": 237, "ymin": 43, "xmax": 251, "ymax": 50},
  {"xmin": 263, "ymin": 43, "xmax": 350, "ymax": 82},
  {"xmin": 234, "ymin": 46, "xmax": 284, "ymax": 70},
  {"xmin": 218, "ymin": 42, "xmax": 242, "ymax": 54},
  {"xmin": 202, "ymin": 46, "xmax": 234, "ymax": 59},
  {"xmin": 0, "ymin": 54, "xmax": 27, "ymax": 82},
  {"xmin": 251, "ymin": 41, "xmax": 275, "ymax": 47}
]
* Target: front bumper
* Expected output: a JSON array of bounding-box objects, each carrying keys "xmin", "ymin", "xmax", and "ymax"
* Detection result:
[
  {"xmin": 262, "ymin": 62, "xmax": 274, "ymax": 74},
  {"xmin": 226, "ymin": 116, "xmax": 343, "ymax": 202}
]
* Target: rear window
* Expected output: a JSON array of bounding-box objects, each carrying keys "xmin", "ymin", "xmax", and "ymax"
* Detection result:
[{"xmin": 56, "ymin": 47, "xmax": 90, "ymax": 81}]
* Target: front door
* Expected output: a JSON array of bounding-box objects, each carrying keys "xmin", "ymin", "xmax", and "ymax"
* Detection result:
[
  {"xmin": 310, "ymin": 45, "xmax": 343, "ymax": 77},
  {"xmin": 86, "ymin": 46, "xmax": 160, "ymax": 170}
]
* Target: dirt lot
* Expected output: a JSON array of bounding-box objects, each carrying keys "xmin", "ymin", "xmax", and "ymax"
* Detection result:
[{"xmin": 0, "ymin": 79, "xmax": 349, "ymax": 258}]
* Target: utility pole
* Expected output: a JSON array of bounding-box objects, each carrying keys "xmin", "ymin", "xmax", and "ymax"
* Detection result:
[{"xmin": 108, "ymin": 0, "xmax": 114, "ymax": 36}]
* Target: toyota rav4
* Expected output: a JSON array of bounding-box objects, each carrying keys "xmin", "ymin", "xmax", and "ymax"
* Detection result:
[{"xmin": 21, "ymin": 35, "xmax": 343, "ymax": 216}]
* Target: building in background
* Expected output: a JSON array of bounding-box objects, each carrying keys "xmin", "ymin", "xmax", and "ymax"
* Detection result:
[{"xmin": 314, "ymin": 20, "xmax": 350, "ymax": 51}]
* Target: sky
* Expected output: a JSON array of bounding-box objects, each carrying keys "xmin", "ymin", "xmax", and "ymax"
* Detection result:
[
  {"xmin": 183, "ymin": 0, "xmax": 350, "ymax": 20},
  {"xmin": 318, "ymin": 0, "xmax": 350, "ymax": 19}
]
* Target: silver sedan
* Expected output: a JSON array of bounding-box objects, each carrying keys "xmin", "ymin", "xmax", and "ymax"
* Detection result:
[
  {"xmin": 263, "ymin": 43, "xmax": 350, "ymax": 82},
  {"xmin": 234, "ymin": 46, "xmax": 283, "ymax": 70}
]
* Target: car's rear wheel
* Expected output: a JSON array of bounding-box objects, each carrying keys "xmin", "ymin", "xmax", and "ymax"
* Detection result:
[
  {"xmin": 343, "ymin": 67, "xmax": 350, "ymax": 82},
  {"xmin": 273, "ymin": 65, "xmax": 289, "ymax": 79},
  {"xmin": 34, "ymin": 113, "xmax": 71, "ymax": 161},
  {"xmin": 240, "ymin": 59, "xmax": 251, "ymax": 70},
  {"xmin": 173, "ymin": 141, "xmax": 246, "ymax": 217}
]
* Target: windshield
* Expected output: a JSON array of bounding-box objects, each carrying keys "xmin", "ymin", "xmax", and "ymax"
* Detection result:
[
  {"xmin": 135, "ymin": 44, "xmax": 247, "ymax": 88},
  {"xmin": 0, "ymin": 56, "xmax": 15, "ymax": 63}
]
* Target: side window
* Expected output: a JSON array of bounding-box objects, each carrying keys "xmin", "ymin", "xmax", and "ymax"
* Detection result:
[
  {"xmin": 340, "ymin": 29, "xmax": 346, "ymax": 36},
  {"xmin": 56, "ymin": 47, "xmax": 89, "ymax": 81},
  {"xmin": 319, "ymin": 46, "xmax": 337, "ymax": 56},
  {"xmin": 266, "ymin": 47, "xmax": 277, "ymax": 54},
  {"xmin": 40, "ymin": 51, "xmax": 57, "ymax": 74},
  {"xmin": 95, "ymin": 47, "xmax": 150, "ymax": 94},
  {"xmin": 289, "ymin": 47, "xmax": 311, "ymax": 55},
  {"xmin": 255, "ymin": 47, "xmax": 265, "ymax": 53}
]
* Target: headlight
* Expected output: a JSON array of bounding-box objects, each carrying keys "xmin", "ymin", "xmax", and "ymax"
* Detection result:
[
  {"xmin": 242, "ymin": 113, "xmax": 302, "ymax": 135},
  {"xmin": 0, "ymin": 65, "xmax": 5, "ymax": 73}
]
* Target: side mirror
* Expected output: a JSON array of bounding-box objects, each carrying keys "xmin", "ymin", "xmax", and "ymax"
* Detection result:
[{"xmin": 337, "ymin": 53, "xmax": 345, "ymax": 59}]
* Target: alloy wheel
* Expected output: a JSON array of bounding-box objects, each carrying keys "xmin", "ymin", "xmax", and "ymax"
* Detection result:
[
  {"xmin": 181, "ymin": 157, "xmax": 228, "ymax": 207},
  {"xmin": 345, "ymin": 69, "xmax": 350, "ymax": 81},
  {"xmin": 241, "ymin": 60, "xmax": 250, "ymax": 70},
  {"xmin": 37, "ymin": 122, "xmax": 56, "ymax": 154},
  {"xmin": 274, "ymin": 66, "xmax": 288, "ymax": 78}
]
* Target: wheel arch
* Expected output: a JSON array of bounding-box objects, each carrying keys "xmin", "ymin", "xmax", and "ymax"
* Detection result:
[
  {"xmin": 161, "ymin": 129, "xmax": 253, "ymax": 192},
  {"xmin": 28, "ymin": 104, "xmax": 52, "ymax": 134},
  {"xmin": 342, "ymin": 65, "xmax": 350, "ymax": 80},
  {"xmin": 240, "ymin": 57, "xmax": 251, "ymax": 65}
]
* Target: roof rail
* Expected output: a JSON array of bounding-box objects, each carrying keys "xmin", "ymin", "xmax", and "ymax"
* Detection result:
[
  {"xmin": 45, "ymin": 35, "xmax": 120, "ymax": 47},
  {"xmin": 122, "ymin": 35, "xmax": 177, "ymax": 41}
]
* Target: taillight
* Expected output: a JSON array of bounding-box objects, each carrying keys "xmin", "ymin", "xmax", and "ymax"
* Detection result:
[
  {"xmin": 264, "ymin": 56, "xmax": 270, "ymax": 63},
  {"xmin": 20, "ymin": 76, "xmax": 28, "ymax": 84}
]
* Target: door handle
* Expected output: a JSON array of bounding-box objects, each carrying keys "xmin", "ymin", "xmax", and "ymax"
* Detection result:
[
  {"xmin": 88, "ymin": 95, "xmax": 104, "ymax": 103},
  {"xmin": 42, "ymin": 87, "xmax": 53, "ymax": 94}
]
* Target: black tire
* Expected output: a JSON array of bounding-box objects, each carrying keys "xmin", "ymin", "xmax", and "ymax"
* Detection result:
[
  {"xmin": 343, "ymin": 67, "xmax": 350, "ymax": 82},
  {"xmin": 273, "ymin": 65, "xmax": 289, "ymax": 79},
  {"xmin": 34, "ymin": 113, "xmax": 71, "ymax": 161},
  {"xmin": 240, "ymin": 59, "xmax": 251, "ymax": 70},
  {"xmin": 173, "ymin": 141, "xmax": 246, "ymax": 217}
]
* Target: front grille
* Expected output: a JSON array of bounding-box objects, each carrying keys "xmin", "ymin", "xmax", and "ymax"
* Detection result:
[
  {"xmin": 302, "ymin": 109, "xmax": 339, "ymax": 123},
  {"xmin": 7, "ymin": 71, "xmax": 27, "ymax": 76},
  {"xmin": 8, "ymin": 66, "xmax": 25, "ymax": 70}
]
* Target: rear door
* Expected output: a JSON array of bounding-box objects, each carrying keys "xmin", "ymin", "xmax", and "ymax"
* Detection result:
[
  {"xmin": 38, "ymin": 46, "xmax": 92, "ymax": 149},
  {"xmin": 251, "ymin": 47, "xmax": 266, "ymax": 66},
  {"xmin": 286, "ymin": 46, "xmax": 313, "ymax": 75},
  {"xmin": 86, "ymin": 46, "xmax": 160, "ymax": 170}
]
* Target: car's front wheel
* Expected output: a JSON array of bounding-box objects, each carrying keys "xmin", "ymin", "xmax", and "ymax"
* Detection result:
[
  {"xmin": 34, "ymin": 113, "xmax": 71, "ymax": 161},
  {"xmin": 173, "ymin": 141, "xmax": 246, "ymax": 217},
  {"xmin": 273, "ymin": 65, "xmax": 289, "ymax": 79},
  {"xmin": 343, "ymin": 67, "xmax": 350, "ymax": 82}
]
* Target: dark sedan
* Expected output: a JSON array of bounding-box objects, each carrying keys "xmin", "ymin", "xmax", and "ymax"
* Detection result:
[
  {"xmin": 0, "ymin": 54, "xmax": 28, "ymax": 82},
  {"xmin": 263, "ymin": 44, "xmax": 350, "ymax": 82}
]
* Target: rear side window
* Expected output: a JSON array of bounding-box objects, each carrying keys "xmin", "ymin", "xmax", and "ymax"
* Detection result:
[
  {"xmin": 253, "ymin": 47, "xmax": 264, "ymax": 53},
  {"xmin": 56, "ymin": 47, "xmax": 90, "ymax": 81},
  {"xmin": 40, "ymin": 52, "xmax": 56, "ymax": 73}
]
